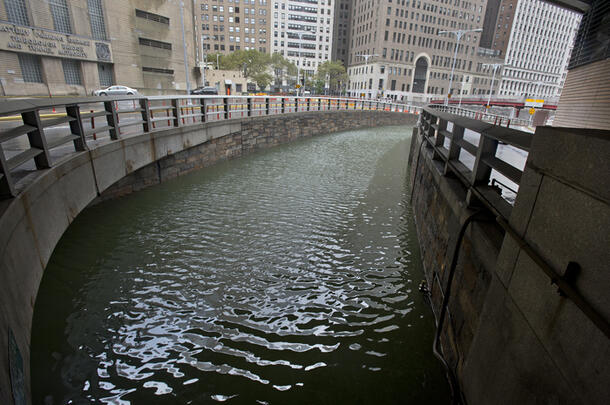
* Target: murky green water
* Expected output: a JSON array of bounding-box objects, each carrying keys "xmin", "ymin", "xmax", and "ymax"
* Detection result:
[{"xmin": 32, "ymin": 126, "xmax": 449, "ymax": 404}]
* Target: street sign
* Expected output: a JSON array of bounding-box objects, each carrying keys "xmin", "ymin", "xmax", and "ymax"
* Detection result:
[
  {"xmin": 296, "ymin": 84, "xmax": 302, "ymax": 89},
  {"xmin": 529, "ymin": 108, "xmax": 536, "ymax": 115},
  {"xmin": 525, "ymin": 99, "xmax": 544, "ymax": 108}
]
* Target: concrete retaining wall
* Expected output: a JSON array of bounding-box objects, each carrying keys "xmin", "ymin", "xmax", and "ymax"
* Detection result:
[
  {"xmin": 408, "ymin": 126, "xmax": 610, "ymax": 404},
  {"xmin": 0, "ymin": 110, "xmax": 416, "ymax": 405}
]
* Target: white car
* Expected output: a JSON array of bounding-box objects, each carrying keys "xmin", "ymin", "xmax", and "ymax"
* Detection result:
[{"xmin": 94, "ymin": 85, "xmax": 138, "ymax": 96}]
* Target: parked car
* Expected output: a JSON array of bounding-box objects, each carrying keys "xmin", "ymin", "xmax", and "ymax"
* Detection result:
[
  {"xmin": 94, "ymin": 85, "xmax": 138, "ymax": 96},
  {"xmin": 190, "ymin": 86, "xmax": 218, "ymax": 95}
]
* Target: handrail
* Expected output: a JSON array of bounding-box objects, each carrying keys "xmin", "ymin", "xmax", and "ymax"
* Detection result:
[
  {"xmin": 429, "ymin": 104, "xmax": 531, "ymax": 128},
  {"xmin": 418, "ymin": 107, "xmax": 532, "ymax": 219},
  {"xmin": 0, "ymin": 95, "xmax": 422, "ymax": 198}
]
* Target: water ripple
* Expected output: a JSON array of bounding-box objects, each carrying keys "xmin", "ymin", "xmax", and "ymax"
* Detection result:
[{"xmin": 32, "ymin": 126, "xmax": 450, "ymax": 404}]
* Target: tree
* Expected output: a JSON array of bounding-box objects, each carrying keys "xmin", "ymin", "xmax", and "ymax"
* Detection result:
[
  {"xmin": 206, "ymin": 53, "xmax": 230, "ymax": 70},
  {"xmin": 270, "ymin": 53, "xmax": 297, "ymax": 91},
  {"xmin": 253, "ymin": 72, "xmax": 273, "ymax": 91},
  {"xmin": 222, "ymin": 49, "xmax": 271, "ymax": 81},
  {"xmin": 315, "ymin": 61, "xmax": 349, "ymax": 95}
]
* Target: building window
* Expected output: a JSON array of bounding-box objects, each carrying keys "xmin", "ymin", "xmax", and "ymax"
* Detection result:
[
  {"xmin": 62, "ymin": 59, "xmax": 82, "ymax": 85},
  {"xmin": 135, "ymin": 9, "xmax": 170, "ymax": 24},
  {"xmin": 98, "ymin": 63, "xmax": 113, "ymax": 87},
  {"xmin": 18, "ymin": 54, "xmax": 43, "ymax": 83},
  {"xmin": 50, "ymin": 0, "xmax": 72, "ymax": 34},
  {"xmin": 4, "ymin": 0, "xmax": 29, "ymax": 25},
  {"xmin": 88, "ymin": 0, "xmax": 106, "ymax": 40}
]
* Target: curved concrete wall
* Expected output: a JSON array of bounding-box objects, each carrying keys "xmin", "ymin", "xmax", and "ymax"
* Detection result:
[{"xmin": 0, "ymin": 110, "xmax": 417, "ymax": 404}]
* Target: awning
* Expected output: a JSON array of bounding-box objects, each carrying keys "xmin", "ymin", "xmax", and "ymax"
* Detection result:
[{"xmin": 224, "ymin": 79, "xmax": 233, "ymax": 85}]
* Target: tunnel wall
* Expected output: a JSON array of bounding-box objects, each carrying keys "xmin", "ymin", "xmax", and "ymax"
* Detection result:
[
  {"xmin": 0, "ymin": 110, "xmax": 416, "ymax": 405},
  {"xmin": 408, "ymin": 126, "xmax": 610, "ymax": 404}
]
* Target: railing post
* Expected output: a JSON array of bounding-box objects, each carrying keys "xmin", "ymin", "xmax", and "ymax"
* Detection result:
[
  {"xmin": 307, "ymin": 98, "xmax": 311, "ymax": 111},
  {"xmin": 22, "ymin": 110, "xmax": 52, "ymax": 168},
  {"xmin": 139, "ymin": 98, "xmax": 151, "ymax": 133},
  {"xmin": 281, "ymin": 97, "xmax": 286, "ymax": 114},
  {"xmin": 471, "ymin": 134, "xmax": 499, "ymax": 186},
  {"xmin": 104, "ymin": 101, "xmax": 119, "ymax": 139},
  {"xmin": 200, "ymin": 97, "xmax": 207, "ymax": 123},
  {"xmin": 247, "ymin": 97, "xmax": 252, "ymax": 117},
  {"xmin": 223, "ymin": 96, "xmax": 229, "ymax": 120},
  {"xmin": 65, "ymin": 105, "xmax": 87, "ymax": 151},
  {"xmin": 0, "ymin": 144, "xmax": 15, "ymax": 197},
  {"xmin": 266, "ymin": 97, "xmax": 270, "ymax": 115},
  {"xmin": 444, "ymin": 124, "xmax": 464, "ymax": 175},
  {"xmin": 171, "ymin": 99, "xmax": 181, "ymax": 126},
  {"xmin": 328, "ymin": 98, "xmax": 331, "ymax": 110}
]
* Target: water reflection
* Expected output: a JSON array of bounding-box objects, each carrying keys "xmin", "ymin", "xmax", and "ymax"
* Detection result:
[{"xmin": 32, "ymin": 126, "xmax": 449, "ymax": 404}]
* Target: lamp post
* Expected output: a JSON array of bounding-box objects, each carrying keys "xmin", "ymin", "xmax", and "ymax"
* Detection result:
[
  {"xmin": 482, "ymin": 63, "xmax": 503, "ymax": 108},
  {"xmin": 458, "ymin": 77, "xmax": 468, "ymax": 108},
  {"xmin": 295, "ymin": 31, "xmax": 308, "ymax": 97},
  {"xmin": 438, "ymin": 28, "xmax": 482, "ymax": 106},
  {"xmin": 358, "ymin": 54, "xmax": 379, "ymax": 99},
  {"xmin": 201, "ymin": 35, "xmax": 209, "ymax": 86}
]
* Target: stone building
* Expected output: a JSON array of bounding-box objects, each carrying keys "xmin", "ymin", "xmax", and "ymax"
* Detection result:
[
  {"xmin": 346, "ymin": 0, "xmax": 502, "ymax": 102},
  {"xmin": 195, "ymin": 0, "xmax": 271, "ymax": 61},
  {"xmin": 0, "ymin": 0, "xmax": 198, "ymax": 97}
]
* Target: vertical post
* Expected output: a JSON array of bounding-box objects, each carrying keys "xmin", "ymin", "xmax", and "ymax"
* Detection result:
[
  {"xmin": 444, "ymin": 124, "xmax": 464, "ymax": 175},
  {"xmin": 471, "ymin": 134, "xmax": 498, "ymax": 186},
  {"xmin": 307, "ymin": 98, "xmax": 311, "ymax": 111},
  {"xmin": 139, "ymin": 99, "xmax": 151, "ymax": 133},
  {"xmin": 65, "ymin": 105, "xmax": 87, "ymax": 151},
  {"xmin": 223, "ymin": 96, "xmax": 229, "ymax": 120},
  {"xmin": 21, "ymin": 110, "xmax": 51, "ymax": 168},
  {"xmin": 171, "ymin": 99, "xmax": 181, "ymax": 126},
  {"xmin": 200, "ymin": 97, "xmax": 207, "ymax": 123},
  {"xmin": 0, "ymin": 144, "xmax": 15, "ymax": 197},
  {"xmin": 318, "ymin": 98, "xmax": 321, "ymax": 111},
  {"xmin": 266, "ymin": 97, "xmax": 270, "ymax": 115},
  {"xmin": 247, "ymin": 97, "xmax": 252, "ymax": 117},
  {"xmin": 104, "ymin": 101, "xmax": 119, "ymax": 139},
  {"xmin": 281, "ymin": 97, "xmax": 286, "ymax": 114}
]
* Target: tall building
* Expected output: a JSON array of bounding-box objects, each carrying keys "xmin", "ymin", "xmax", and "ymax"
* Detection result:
[
  {"xmin": 0, "ymin": 0, "xmax": 198, "ymax": 96},
  {"xmin": 346, "ymin": 0, "xmax": 502, "ymax": 101},
  {"xmin": 195, "ymin": 0, "xmax": 271, "ymax": 59},
  {"xmin": 332, "ymin": 0, "xmax": 351, "ymax": 67},
  {"xmin": 491, "ymin": 0, "xmax": 581, "ymax": 100},
  {"xmin": 270, "ymin": 0, "xmax": 334, "ymax": 76}
]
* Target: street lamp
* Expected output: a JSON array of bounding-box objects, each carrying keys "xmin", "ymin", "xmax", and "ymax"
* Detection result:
[
  {"xmin": 482, "ymin": 63, "xmax": 503, "ymax": 108},
  {"xmin": 295, "ymin": 31, "xmax": 308, "ymax": 97},
  {"xmin": 179, "ymin": 1, "xmax": 191, "ymax": 94},
  {"xmin": 358, "ymin": 54, "xmax": 379, "ymax": 99},
  {"xmin": 438, "ymin": 28, "xmax": 482, "ymax": 105},
  {"xmin": 201, "ymin": 35, "xmax": 209, "ymax": 86}
]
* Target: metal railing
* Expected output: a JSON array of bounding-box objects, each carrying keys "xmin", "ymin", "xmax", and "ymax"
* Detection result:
[
  {"xmin": 0, "ymin": 95, "xmax": 421, "ymax": 198},
  {"xmin": 430, "ymin": 104, "xmax": 531, "ymax": 128},
  {"xmin": 418, "ymin": 107, "xmax": 532, "ymax": 218}
]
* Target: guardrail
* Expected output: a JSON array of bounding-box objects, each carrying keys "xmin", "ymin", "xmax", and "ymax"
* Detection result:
[
  {"xmin": 430, "ymin": 104, "xmax": 532, "ymax": 128},
  {"xmin": 0, "ymin": 95, "xmax": 421, "ymax": 198},
  {"xmin": 417, "ymin": 107, "xmax": 532, "ymax": 219}
]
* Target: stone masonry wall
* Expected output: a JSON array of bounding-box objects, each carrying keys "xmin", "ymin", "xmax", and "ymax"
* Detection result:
[{"xmin": 98, "ymin": 111, "xmax": 417, "ymax": 201}]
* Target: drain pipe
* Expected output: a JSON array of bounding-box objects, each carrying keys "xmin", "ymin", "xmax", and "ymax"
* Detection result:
[{"xmin": 432, "ymin": 209, "xmax": 485, "ymax": 405}]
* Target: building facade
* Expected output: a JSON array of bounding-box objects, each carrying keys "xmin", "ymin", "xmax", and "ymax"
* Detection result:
[
  {"xmin": 495, "ymin": 0, "xmax": 581, "ymax": 100},
  {"xmin": 346, "ymin": 0, "xmax": 502, "ymax": 102},
  {"xmin": 331, "ymin": 0, "xmax": 350, "ymax": 67},
  {"xmin": 0, "ymin": 0, "xmax": 198, "ymax": 97},
  {"xmin": 195, "ymin": 0, "xmax": 270, "ymax": 58},
  {"xmin": 270, "ymin": 0, "xmax": 334, "ymax": 77}
]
